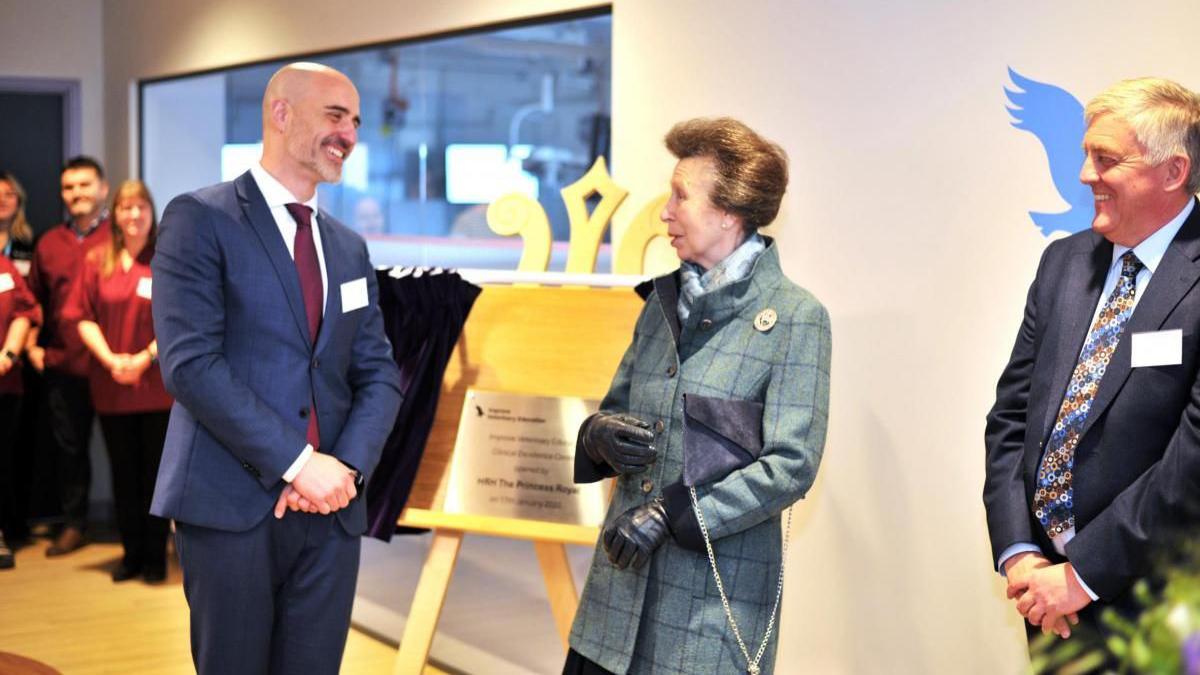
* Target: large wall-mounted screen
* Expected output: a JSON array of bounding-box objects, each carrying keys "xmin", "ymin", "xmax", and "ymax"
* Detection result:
[{"xmin": 140, "ymin": 10, "xmax": 612, "ymax": 270}]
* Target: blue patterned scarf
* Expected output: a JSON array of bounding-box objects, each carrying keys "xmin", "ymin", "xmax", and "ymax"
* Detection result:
[{"xmin": 677, "ymin": 233, "xmax": 766, "ymax": 321}]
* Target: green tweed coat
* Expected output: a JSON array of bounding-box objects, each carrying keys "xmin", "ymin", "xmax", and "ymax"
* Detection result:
[{"xmin": 569, "ymin": 240, "xmax": 832, "ymax": 674}]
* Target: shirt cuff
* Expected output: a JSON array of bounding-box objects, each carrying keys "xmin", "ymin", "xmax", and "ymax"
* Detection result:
[
  {"xmin": 282, "ymin": 444, "xmax": 314, "ymax": 483},
  {"xmin": 1070, "ymin": 564, "xmax": 1100, "ymax": 601},
  {"xmin": 996, "ymin": 542, "xmax": 1043, "ymax": 576}
]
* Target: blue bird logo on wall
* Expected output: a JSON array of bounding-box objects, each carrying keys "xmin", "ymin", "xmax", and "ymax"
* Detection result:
[{"xmin": 1005, "ymin": 68, "xmax": 1094, "ymax": 236}]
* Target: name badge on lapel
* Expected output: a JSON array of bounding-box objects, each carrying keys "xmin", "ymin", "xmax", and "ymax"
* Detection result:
[
  {"xmin": 136, "ymin": 277, "xmax": 152, "ymax": 300},
  {"xmin": 1131, "ymin": 329, "xmax": 1182, "ymax": 368},
  {"xmin": 0, "ymin": 273, "xmax": 13, "ymax": 293},
  {"xmin": 340, "ymin": 277, "xmax": 368, "ymax": 313}
]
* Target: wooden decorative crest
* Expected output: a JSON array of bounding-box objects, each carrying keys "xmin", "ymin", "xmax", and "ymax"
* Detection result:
[{"xmin": 485, "ymin": 156, "xmax": 670, "ymax": 274}]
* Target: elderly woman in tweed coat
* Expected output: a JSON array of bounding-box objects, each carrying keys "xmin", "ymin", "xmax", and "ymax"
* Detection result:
[{"xmin": 564, "ymin": 118, "xmax": 832, "ymax": 675}]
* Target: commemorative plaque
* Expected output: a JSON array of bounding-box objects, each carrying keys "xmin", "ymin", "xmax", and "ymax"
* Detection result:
[{"xmin": 443, "ymin": 388, "xmax": 610, "ymax": 526}]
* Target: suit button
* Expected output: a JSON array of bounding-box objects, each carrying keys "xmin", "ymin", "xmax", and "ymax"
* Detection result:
[
  {"xmin": 641, "ymin": 479, "xmax": 654, "ymax": 494},
  {"xmin": 666, "ymin": 364, "xmax": 677, "ymax": 377},
  {"xmin": 699, "ymin": 319, "xmax": 713, "ymax": 331},
  {"xmin": 654, "ymin": 419, "xmax": 664, "ymax": 433},
  {"xmin": 299, "ymin": 408, "xmax": 309, "ymax": 419},
  {"xmin": 312, "ymin": 357, "xmax": 320, "ymax": 369}
]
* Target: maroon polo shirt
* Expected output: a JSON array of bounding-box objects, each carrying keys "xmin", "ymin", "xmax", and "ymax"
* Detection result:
[
  {"xmin": 29, "ymin": 219, "xmax": 111, "ymax": 377},
  {"xmin": 65, "ymin": 250, "xmax": 171, "ymax": 414},
  {"xmin": 0, "ymin": 255, "xmax": 41, "ymax": 395}
]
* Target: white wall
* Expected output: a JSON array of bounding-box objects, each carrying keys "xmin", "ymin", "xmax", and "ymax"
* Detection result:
[
  {"xmin": 613, "ymin": 3, "xmax": 1200, "ymax": 672},
  {"xmin": 0, "ymin": 0, "xmax": 105, "ymax": 162},
  {"xmin": 60, "ymin": 0, "xmax": 1200, "ymax": 672}
]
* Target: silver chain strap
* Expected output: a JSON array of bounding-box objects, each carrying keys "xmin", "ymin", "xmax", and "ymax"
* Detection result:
[{"xmin": 689, "ymin": 486, "xmax": 791, "ymax": 675}]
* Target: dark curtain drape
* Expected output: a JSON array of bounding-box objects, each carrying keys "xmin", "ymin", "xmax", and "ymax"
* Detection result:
[{"xmin": 366, "ymin": 269, "xmax": 481, "ymax": 541}]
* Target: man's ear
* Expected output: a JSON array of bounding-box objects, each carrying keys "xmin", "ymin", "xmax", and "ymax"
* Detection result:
[
  {"xmin": 269, "ymin": 99, "xmax": 290, "ymax": 132},
  {"xmin": 1164, "ymin": 154, "xmax": 1191, "ymax": 193}
]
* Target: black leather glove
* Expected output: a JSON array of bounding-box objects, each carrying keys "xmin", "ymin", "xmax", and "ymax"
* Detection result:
[
  {"xmin": 581, "ymin": 412, "xmax": 656, "ymax": 475},
  {"xmin": 602, "ymin": 498, "xmax": 671, "ymax": 570}
]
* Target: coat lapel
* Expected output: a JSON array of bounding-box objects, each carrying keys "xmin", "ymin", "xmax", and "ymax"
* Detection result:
[
  {"xmin": 1040, "ymin": 238, "xmax": 1109, "ymax": 442},
  {"xmin": 314, "ymin": 210, "xmax": 342, "ymax": 355},
  {"xmin": 235, "ymin": 172, "xmax": 311, "ymax": 346},
  {"xmin": 652, "ymin": 271, "xmax": 682, "ymax": 345},
  {"xmin": 1078, "ymin": 200, "xmax": 1200, "ymax": 441}
]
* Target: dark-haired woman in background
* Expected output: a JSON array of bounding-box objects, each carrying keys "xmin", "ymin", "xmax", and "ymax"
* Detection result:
[
  {"xmin": 566, "ymin": 118, "xmax": 831, "ymax": 675},
  {"xmin": 69, "ymin": 180, "xmax": 172, "ymax": 583}
]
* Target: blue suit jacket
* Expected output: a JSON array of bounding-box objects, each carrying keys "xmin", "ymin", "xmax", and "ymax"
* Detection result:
[
  {"xmin": 150, "ymin": 171, "xmax": 402, "ymax": 534},
  {"xmin": 985, "ymin": 198, "xmax": 1200, "ymax": 607}
]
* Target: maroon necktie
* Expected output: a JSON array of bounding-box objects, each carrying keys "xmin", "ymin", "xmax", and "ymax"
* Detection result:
[{"xmin": 284, "ymin": 202, "xmax": 322, "ymax": 449}]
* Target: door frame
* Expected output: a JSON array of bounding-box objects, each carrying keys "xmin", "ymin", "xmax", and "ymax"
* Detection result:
[{"xmin": 0, "ymin": 76, "xmax": 81, "ymax": 160}]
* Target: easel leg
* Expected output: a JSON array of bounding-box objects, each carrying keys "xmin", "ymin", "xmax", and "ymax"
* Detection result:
[
  {"xmin": 393, "ymin": 529, "xmax": 464, "ymax": 675},
  {"xmin": 533, "ymin": 541, "xmax": 578, "ymax": 649}
]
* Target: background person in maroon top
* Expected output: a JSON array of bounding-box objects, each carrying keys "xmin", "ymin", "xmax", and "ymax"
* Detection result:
[
  {"xmin": 0, "ymin": 171, "xmax": 39, "ymax": 549},
  {"xmin": 70, "ymin": 181, "xmax": 172, "ymax": 583},
  {"xmin": 27, "ymin": 156, "xmax": 110, "ymax": 556},
  {"xmin": 0, "ymin": 255, "xmax": 40, "ymax": 569}
]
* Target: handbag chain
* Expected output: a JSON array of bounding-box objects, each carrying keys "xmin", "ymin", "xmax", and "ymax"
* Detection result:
[{"xmin": 689, "ymin": 486, "xmax": 792, "ymax": 675}]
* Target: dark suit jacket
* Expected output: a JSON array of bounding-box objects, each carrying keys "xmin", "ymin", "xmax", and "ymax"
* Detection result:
[
  {"xmin": 985, "ymin": 198, "xmax": 1200, "ymax": 608},
  {"xmin": 150, "ymin": 171, "xmax": 402, "ymax": 534}
]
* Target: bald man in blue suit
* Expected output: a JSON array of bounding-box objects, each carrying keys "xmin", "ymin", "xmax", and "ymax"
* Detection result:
[{"xmin": 151, "ymin": 63, "xmax": 402, "ymax": 674}]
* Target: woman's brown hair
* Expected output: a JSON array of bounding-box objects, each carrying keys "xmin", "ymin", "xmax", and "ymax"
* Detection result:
[
  {"xmin": 98, "ymin": 180, "xmax": 158, "ymax": 278},
  {"xmin": 664, "ymin": 117, "xmax": 789, "ymax": 231},
  {"xmin": 0, "ymin": 171, "xmax": 35, "ymax": 244}
]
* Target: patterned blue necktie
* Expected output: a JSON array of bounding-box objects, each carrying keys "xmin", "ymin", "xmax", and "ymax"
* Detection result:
[{"xmin": 1034, "ymin": 251, "xmax": 1144, "ymax": 538}]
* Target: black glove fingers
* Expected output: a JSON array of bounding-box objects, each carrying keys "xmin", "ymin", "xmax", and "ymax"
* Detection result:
[
  {"xmin": 605, "ymin": 543, "xmax": 621, "ymax": 567},
  {"xmin": 616, "ymin": 427, "xmax": 655, "ymax": 447},
  {"xmin": 615, "ymin": 438, "xmax": 656, "ymax": 457},
  {"xmin": 602, "ymin": 525, "xmax": 619, "ymax": 554},
  {"xmin": 612, "ymin": 446, "xmax": 654, "ymax": 466},
  {"xmin": 613, "ymin": 413, "xmax": 651, "ymax": 429},
  {"xmin": 585, "ymin": 412, "xmax": 659, "ymax": 475},
  {"xmin": 612, "ymin": 532, "xmax": 635, "ymax": 569}
]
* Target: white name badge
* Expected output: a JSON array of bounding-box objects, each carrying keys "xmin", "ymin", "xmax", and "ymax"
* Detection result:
[
  {"xmin": 12, "ymin": 260, "xmax": 30, "ymax": 277},
  {"xmin": 136, "ymin": 276, "xmax": 152, "ymax": 300},
  {"xmin": 340, "ymin": 277, "xmax": 368, "ymax": 313},
  {"xmin": 1131, "ymin": 329, "xmax": 1183, "ymax": 368},
  {"xmin": 0, "ymin": 273, "xmax": 12, "ymax": 293}
]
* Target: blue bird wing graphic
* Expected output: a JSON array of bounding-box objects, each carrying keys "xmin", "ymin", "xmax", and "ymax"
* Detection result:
[{"xmin": 1006, "ymin": 67, "xmax": 1094, "ymax": 235}]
